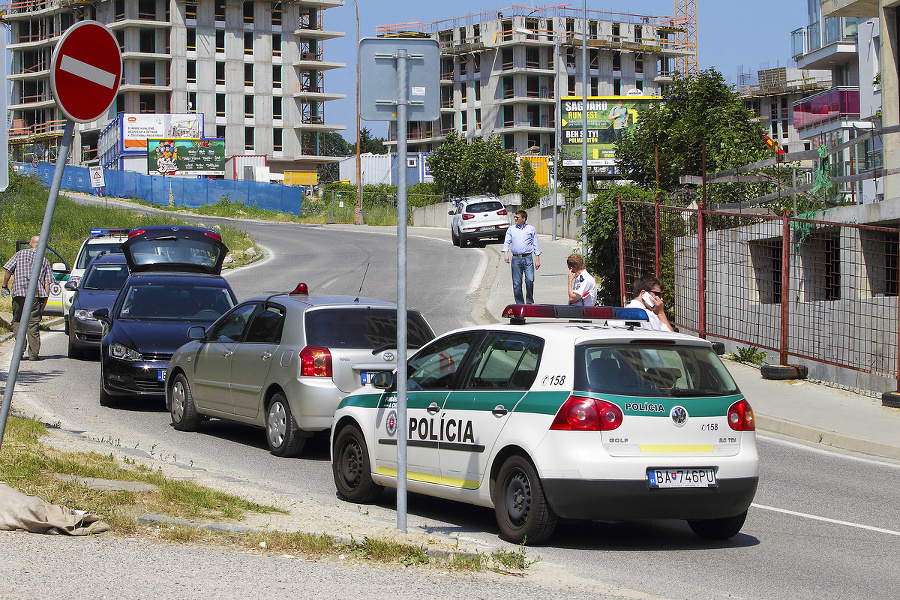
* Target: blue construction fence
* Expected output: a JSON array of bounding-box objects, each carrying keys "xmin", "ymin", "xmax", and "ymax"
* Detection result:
[{"xmin": 19, "ymin": 162, "xmax": 307, "ymax": 216}]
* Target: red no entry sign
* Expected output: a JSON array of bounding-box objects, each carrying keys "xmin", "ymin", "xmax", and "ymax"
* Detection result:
[{"xmin": 50, "ymin": 21, "xmax": 122, "ymax": 123}]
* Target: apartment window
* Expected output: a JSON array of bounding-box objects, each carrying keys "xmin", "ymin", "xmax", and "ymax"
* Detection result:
[
  {"xmin": 272, "ymin": 34, "xmax": 281, "ymax": 57},
  {"xmin": 139, "ymin": 92, "xmax": 155, "ymax": 113},
  {"xmin": 272, "ymin": 8, "xmax": 281, "ymax": 27},
  {"xmin": 613, "ymin": 51, "xmax": 621, "ymax": 72},
  {"xmin": 216, "ymin": 93, "xmax": 225, "ymax": 117},
  {"xmin": 216, "ymin": 125, "xmax": 225, "ymax": 139},
  {"xmin": 504, "ymin": 133, "xmax": 514, "ymax": 150},
  {"xmin": 187, "ymin": 60, "xmax": 196, "ymax": 84},
  {"xmin": 750, "ymin": 238, "xmax": 783, "ymax": 304},
  {"xmin": 273, "ymin": 96, "xmax": 282, "ymax": 120},
  {"xmin": 475, "ymin": 108, "xmax": 481, "ymax": 129},
  {"xmin": 245, "ymin": 64, "xmax": 253, "ymax": 86},
  {"xmin": 590, "ymin": 77, "xmax": 598, "ymax": 96},
  {"xmin": 216, "ymin": 29, "xmax": 225, "ymax": 53},
  {"xmin": 186, "ymin": 28, "xmax": 196, "ymax": 52},
  {"xmin": 138, "ymin": 0, "xmax": 155, "ymax": 20},
  {"xmin": 473, "ymin": 54, "xmax": 480, "ymax": 73},
  {"xmin": 635, "ymin": 54, "xmax": 643, "ymax": 74},
  {"xmin": 589, "ymin": 49, "xmax": 598, "ymax": 70},
  {"xmin": 115, "ymin": 30, "xmax": 125, "ymax": 51},
  {"xmin": 115, "ymin": 0, "xmax": 125, "ymax": 19},
  {"xmin": 460, "ymin": 83, "xmax": 467, "ymax": 104},
  {"xmin": 214, "ymin": 0, "xmax": 225, "ymax": 20},
  {"xmin": 187, "ymin": 91, "xmax": 197, "ymax": 113},
  {"xmin": 636, "ymin": 80, "xmax": 643, "ymax": 92},
  {"xmin": 185, "ymin": 2, "xmax": 196, "ymax": 19},
  {"xmin": 139, "ymin": 62, "xmax": 155, "ymax": 85},
  {"xmin": 216, "ymin": 62, "xmax": 225, "ymax": 85},
  {"xmin": 245, "ymin": 95, "xmax": 254, "ymax": 118},
  {"xmin": 862, "ymin": 230, "xmax": 899, "ymax": 296},
  {"xmin": 245, "ymin": 32, "xmax": 253, "ymax": 54},
  {"xmin": 612, "ymin": 23, "xmax": 620, "ymax": 41},
  {"xmin": 243, "ymin": 2, "xmax": 253, "ymax": 22},
  {"xmin": 800, "ymin": 230, "xmax": 841, "ymax": 301},
  {"xmin": 245, "ymin": 127, "xmax": 254, "ymax": 150},
  {"xmin": 613, "ymin": 78, "xmax": 621, "ymax": 95},
  {"xmin": 273, "ymin": 65, "xmax": 282, "ymax": 88},
  {"xmin": 273, "ymin": 128, "xmax": 282, "ymax": 152},
  {"xmin": 568, "ymin": 75, "xmax": 575, "ymax": 96},
  {"xmin": 475, "ymin": 80, "xmax": 481, "ymax": 102},
  {"xmin": 460, "ymin": 57, "xmax": 467, "ymax": 76},
  {"xmin": 461, "ymin": 110, "xmax": 467, "ymax": 132},
  {"xmin": 139, "ymin": 30, "xmax": 156, "ymax": 53}
]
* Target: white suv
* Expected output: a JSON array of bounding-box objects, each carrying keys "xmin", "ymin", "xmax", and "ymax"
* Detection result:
[
  {"xmin": 62, "ymin": 228, "xmax": 129, "ymax": 319},
  {"xmin": 331, "ymin": 303, "xmax": 759, "ymax": 545},
  {"xmin": 449, "ymin": 196, "xmax": 510, "ymax": 247}
]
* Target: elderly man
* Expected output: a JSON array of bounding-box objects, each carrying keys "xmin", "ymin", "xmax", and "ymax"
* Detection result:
[{"xmin": 3, "ymin": 235, "xmax": 55, "ymax": 361}]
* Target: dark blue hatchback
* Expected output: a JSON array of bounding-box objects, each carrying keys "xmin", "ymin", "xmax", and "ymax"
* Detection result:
[{"xmin": 95, "ymin": 226, "xmax": 237, "ymax": 406}]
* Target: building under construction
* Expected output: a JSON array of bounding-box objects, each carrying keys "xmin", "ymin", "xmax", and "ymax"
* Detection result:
[
  {"xmin": 376, "ymin": 5, "xmax": 694, "ymax": 157},
  {"xmin": 1, "ymin": 0, "xmax": 346, "ymax": 180}
]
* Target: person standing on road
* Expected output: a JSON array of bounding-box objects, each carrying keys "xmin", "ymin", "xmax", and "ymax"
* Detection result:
[
  {"xmin": 625, "ymin": 274, "xmax": 674, "ymax": 332},
  {"xmin": 3, "ymin": 235, "xmax": 55, "ymax": 361},
  {"xmin": 501, "ymin": 210, "xmax": 541, "ymax": 304},
  {"xmin": 566, "ymin": 254, "xmax": 597, "ymax": 306}
]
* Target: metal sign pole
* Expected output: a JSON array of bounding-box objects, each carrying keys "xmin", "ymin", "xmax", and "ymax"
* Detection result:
[
  {"xmin": 0, "ymin": 120, "xmax": 73, "ymax": 449},
  {"xmin": 395, "ymin": 48, "xmax": 409, "ymax": 534}
]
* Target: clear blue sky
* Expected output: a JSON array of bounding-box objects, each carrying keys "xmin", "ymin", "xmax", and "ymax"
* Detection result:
[{"xmin": 324, "ymin": 1, "xmax": 810, "ymax": 141}]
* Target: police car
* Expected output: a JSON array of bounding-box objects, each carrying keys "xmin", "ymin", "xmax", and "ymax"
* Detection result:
[
  {"xmin": 62, "ymin": 228, "xmax": 130, "ymax": 320},
  {"xmin": 331, "ymin": 304, "xmax": 759, "ymax": 545}
]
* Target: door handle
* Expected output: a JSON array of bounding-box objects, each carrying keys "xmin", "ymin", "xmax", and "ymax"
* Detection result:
[
  {"xmin": 261, "ymin": 351, "xmax": 272, "ymax": 360},
  {"xmin": 491, "ymin": 405, "xmax": 508, "ymax": 416},
  {"xmin": 223, "ymin": 350, "xmax": 233, "ymax": 358},
  {"xmin": 427, "ymin": 402, "xmax": 441, "ymax": 415}
]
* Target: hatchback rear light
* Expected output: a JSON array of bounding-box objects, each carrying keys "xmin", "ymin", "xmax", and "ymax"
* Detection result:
[
  {"xmin": 550, "ymin": 395, "xmax": 623, "ymax": 431},
  {"xmin": 300, "ymin": 346, "xmax": 332, "ymax": 377},
  {"xmin": 462, "ymin": 214, "xmax": 474, "ymax": 220},
  {"xmin": 727, "ymin": 399, "xmax": 755, "ymax": 431},
  {"xmin": 497, "ymin": 209, "xmax": 508, "ymax": 216}
]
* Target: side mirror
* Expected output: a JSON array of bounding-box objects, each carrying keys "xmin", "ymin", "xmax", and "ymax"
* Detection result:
[
  {"xmin": 448, "ymin": 210, "xmax": 454, "ymax": 215},
  {"xmin": 93, "ymin": 308, "xmax": 110, "ymax": 323},
  {"xmin": 370, "ymin": 371, "xmax": 395, "ymax": 390},
  {"xmin": 52, "ymin": 262, "xmax": 68, "ymax": 274},
  {"xmin": 64, "ymin": 280, "xmax": 78, "ymax": 291},
  {"xmin": 187, "ymin": 326, "xmax": 206, "ymax": 341}
]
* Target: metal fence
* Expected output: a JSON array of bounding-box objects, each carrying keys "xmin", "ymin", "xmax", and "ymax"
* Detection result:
[{"xmin": 619, "ymin": 198, "xmax": 900, "ymax": 395}]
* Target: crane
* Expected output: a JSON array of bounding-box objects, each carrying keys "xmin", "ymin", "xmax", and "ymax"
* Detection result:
[{"xmin": 675, "ymin": 0, "xmax": 698, "ymax": 76}]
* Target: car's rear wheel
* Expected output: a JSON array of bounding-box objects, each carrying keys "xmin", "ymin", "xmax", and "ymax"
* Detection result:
[
  {"xmin": 170, "ymin": 373, "xmax": 201, "ymax": 431},
  {"xmin": 67, "ymin": 333, "xmax": 82, "ymax": 360},
  {"xmin": 451, "ymin": 228, "xmax": 460, "ymax": 247},
  {"xmin": 687, "ymin": 510, "xmax": 748, "ymax": 540},
  {"xmin": 494, "ymin": 455, "xmax": 557, "ymax": 545},
  {"xmin": 266, "ymin": 393, "xmax": 305, "ymax": 457},
  {"xmin": 332, "ymin": 424, "xmax": 383, "ymax": 503}
]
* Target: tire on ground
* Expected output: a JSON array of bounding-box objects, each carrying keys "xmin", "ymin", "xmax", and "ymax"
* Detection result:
[
  {"xmin": 760, "ymin": 364, "xmax": 808, "ymax": 381},
  {"xmin": 882, "ymin": 391, "xmax": 900, "ymax": 409}
]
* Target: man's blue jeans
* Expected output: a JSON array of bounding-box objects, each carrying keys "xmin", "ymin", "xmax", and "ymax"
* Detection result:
[{"xmin": 510, "ymin": 254, "xmax": 535, "ymax": 304}]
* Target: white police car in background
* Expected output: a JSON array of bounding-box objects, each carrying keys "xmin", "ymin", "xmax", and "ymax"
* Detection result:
[
  {"xmin": 62, "ymin": 228, "xmax": 129, "ymax": 320},
  {"xmin": 331, "ymin": 303, "xmax": 759, "ymax": 545}
]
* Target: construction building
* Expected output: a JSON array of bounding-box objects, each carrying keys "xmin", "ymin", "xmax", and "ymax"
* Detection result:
[
  {"xmin": 375, "ymin": 6, "xmax": 692, "ymax": 157},
  {"xmin": 2, "ymin": 0, "xmax": 346, "ymax": 180}
]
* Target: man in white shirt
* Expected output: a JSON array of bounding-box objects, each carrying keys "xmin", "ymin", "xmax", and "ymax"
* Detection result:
[
  {"xmin": 625, "ymin": 274, "xmax": 674, "ymax": 332},
  {"xmin": 566, "ymin": 254, "xmax": 597, "ymax": 306}
]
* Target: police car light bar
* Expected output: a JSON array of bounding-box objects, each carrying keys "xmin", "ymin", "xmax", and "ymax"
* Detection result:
[
  {"xmin": 90, "ymin": 227, "xmax": 131, "ymax": 236},
  {"xmin": 501, "ymin": 304, "xmax": 649, "ymax": 321}
]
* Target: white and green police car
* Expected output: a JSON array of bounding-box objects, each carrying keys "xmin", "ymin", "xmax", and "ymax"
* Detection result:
[{"xmin": 331, "ymin": 304, "xmax": 759, "ymax": 545}]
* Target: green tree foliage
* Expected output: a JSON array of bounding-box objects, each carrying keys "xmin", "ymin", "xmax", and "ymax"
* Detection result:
[
  {"xmin": 583, "ymin": 185, "xmax": 658, "ymax": 307},
  {"xmin": 615, "ymin": 69, "xmax": 771, "ymax": 205},
  {"xmin": 517, "ymin": 159, "xmax": 542, "ymax": 209},
  {"xmin": 426, "ymin": 131, "xmax": 517, "ymax": 198},
  {"xmin": 320, "ymin": 132, "xmax": 353, "ymax": 182},
  {"xmin": 359, "ymin": 128, "xmax": 387, "ymax": 154}
]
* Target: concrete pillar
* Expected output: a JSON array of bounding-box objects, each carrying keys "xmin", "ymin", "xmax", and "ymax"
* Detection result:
[{"xmin": 881, "ymin": 3, "xmax": 900, "ymax": 200}]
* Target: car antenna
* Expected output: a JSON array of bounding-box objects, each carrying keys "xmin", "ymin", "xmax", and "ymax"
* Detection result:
[{"xmin": 354, "ymin": 262, "xmax": 369, "ymax": 303}]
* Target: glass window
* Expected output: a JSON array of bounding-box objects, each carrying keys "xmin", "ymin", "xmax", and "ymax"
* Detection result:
[
  {"xmin": 305, "ymin": 308, "xmax": 434, "ymax": 350},
  {"xmin": 120, "ymin": 283, "xmax": 234, "ymax": 321},
  {"xmin": 76, "ymin": 242, "xmax": 124, "ymax": 269},
  {"xmin": 575, "ymin": 344, "xmax": 739, "ymax": 397},
  {"xmin": 462, "ymin": 332, "xmax": 543, "ymax": 390},
  {"xmin": 208, "ymin": 302, "xmax": 258, "ymax": 342},
  {"xmin": 83, "ymin": 263, "xmax": 128, "ymax": 290},
  {"xmin": 465, "ymin": 201, "xmax": 503, "ymax": 213},
  {"xmin": 407, "ymin": 331, "xmax": 480, "ymax": 390},
  {"xmin": 244, "ymin": 304, "xmax": 285, "ymax": 343}
]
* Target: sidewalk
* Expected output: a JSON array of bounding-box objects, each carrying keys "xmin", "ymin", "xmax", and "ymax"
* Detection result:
[{"xmin": 481, "ymin": 232, "xmax": 900, "ymax": 462}]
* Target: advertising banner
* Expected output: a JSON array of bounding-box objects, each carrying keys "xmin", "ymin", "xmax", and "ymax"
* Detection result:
[
  {"xmin": 124, "ymin": 114, "xmax": 203, "ymax": 150},
  {"xmin": 147, "ymin": 138, "xmax": 225, "ymax": 176},
  {"xmin": 560, "ymin": 96, "xmax": 661, "ymax": 166}
]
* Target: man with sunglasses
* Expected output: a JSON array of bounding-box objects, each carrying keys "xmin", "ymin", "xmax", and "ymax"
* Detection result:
[
  {"xmin": 501, "ymin": 210, "xmax": 541, "ymax": 304},
  {"xmin": 626, "ymin": 274, "xmax": 673, "ymax": 332}
]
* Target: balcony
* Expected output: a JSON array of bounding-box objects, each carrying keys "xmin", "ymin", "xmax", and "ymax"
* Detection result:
[
  {"xmin": 821, "ymin": 0, "xmax": 879, "ymax": 19},
  {"xmin": 791, "ymin": 17, "xmax": 857, "ymax": 70},
  {"xmin": 793, "ymin": 87, "xmax": 859, "ymax": 131}
]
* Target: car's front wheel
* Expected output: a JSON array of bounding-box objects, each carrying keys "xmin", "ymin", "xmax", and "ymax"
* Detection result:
[
  {"xmin": 99, "ymin": 361, "xmax": 114, "ymax": 407},
  {"xmin": 67, "ymin": 332, "xmax": 82, "ymax": 359},
  {"xmin": 494, "ymin": 454, "xmax": 557, "ymax": 545},
  {"xmin": 170, "ymin": 373, "xmax": 201, "ymax": 431},
  {"xmin": 332, "ymin": 424, "xmax": 383, "ymax": 503},
  {"xmin": 687, "ymin": 510, "xmax": 748, "ymax": 540},
  {"xmin": 266, "ymin": 393, "xmax": 305, "ymax": 457}
]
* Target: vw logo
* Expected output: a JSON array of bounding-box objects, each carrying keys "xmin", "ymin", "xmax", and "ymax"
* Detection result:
[
  {"xmin": 382, "ymin": 352, "xmax": 395, "ymax": 361},
  {"xmin": 670, "ymin": 406, "xmax": 688, "ymax": 426}
]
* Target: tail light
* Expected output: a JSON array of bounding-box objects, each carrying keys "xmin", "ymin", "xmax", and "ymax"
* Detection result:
[
  {"xmin": 462, "ymin": 214, "xmax": 474, "ymax": 220},
  {"xmin": 497, "ymin": 209, "xmax": 508, "ymax": 216},
  {"xmin": 550, "ymin": 395, "xmax": 623, "ymax": 431},
  {"xmin": 300, "ymin": 346, "xmax": 332, "ymax": 377},
  {"xmin": 727, "ymin": 399, "xmax": 755, "ymax": 431}
]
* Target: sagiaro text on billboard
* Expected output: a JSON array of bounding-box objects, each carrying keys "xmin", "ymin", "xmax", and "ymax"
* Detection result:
[
  {"xmin": 561, "ymin": 96, "xmax": 661, "ymax": 167},
  {"xmin": 147, "ymin": 138, "xmax": 225, "ymax": 176}
]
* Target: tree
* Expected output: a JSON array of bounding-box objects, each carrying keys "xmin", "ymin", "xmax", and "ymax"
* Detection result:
[
  {"xmin": 359, "ymin": 128, "xmax": 387, "ymax": 154},
  {"xmin": 615, "ymin": 69, "xmax": 771, "ymax": 204},
  {"xmin": 517, "ymin": 159, "xmax": 542, "ymax": 209},
  {"xmin": 320, "ymin": 132, "xmax": 353, "ymax": 183},
  {"xmin": 426, "ymin": 131, "xmax": 517, "ymax": 198}
]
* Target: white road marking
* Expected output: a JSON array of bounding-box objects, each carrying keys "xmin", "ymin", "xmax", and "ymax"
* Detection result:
[
  {"xmin": 60, "ymin": 55, "xmax": 117, "ymax": 89},
  {"xmin": 752, "ymin": 503, "xmax": 900, "ymax": 537},
  {"xmin": 466, "ymin": 249, "xmax": 488, "ymax": 297}
]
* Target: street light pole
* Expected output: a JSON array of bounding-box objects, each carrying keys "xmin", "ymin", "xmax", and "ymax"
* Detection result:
[{"xmin": 353, "ymin": 0, "xmax": 363, "ymax": 225}]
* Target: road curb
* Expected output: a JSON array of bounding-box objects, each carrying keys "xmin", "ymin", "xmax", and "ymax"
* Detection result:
[{"xmin": 755, "ymin": 414, "xmax": 900, "ymax": 460}]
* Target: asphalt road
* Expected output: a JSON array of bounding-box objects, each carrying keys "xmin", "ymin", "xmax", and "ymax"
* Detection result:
[{"xmin": 4, "ymin": 213, "xmax": 900, "ymax": 599}]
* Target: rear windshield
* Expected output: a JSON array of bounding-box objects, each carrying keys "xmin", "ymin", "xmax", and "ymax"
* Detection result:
[
  {"xmin": 305, "ymin": 308, "xmax": 434, "ymax": 350},
  {"xmin": 118, "ymin": 282, "xmax": 234, "ymax": 320},
  {"xmin": 76, "ymin": 241, "xmax": 123, "ymax": 270},
  {"xmin": 83, "ymin": 263, "xmax": 129, "ymax": 290},
  {"xmin": 128, "ymin": 238, "xmax": 223, "ymax": 269},
  {"xmin": 465, "ymin": 201, "xmax": 503, "ymax": 213},
  {"xmin": 575, "ymin": 343, "xmax": 739, "ymax": 397}
]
